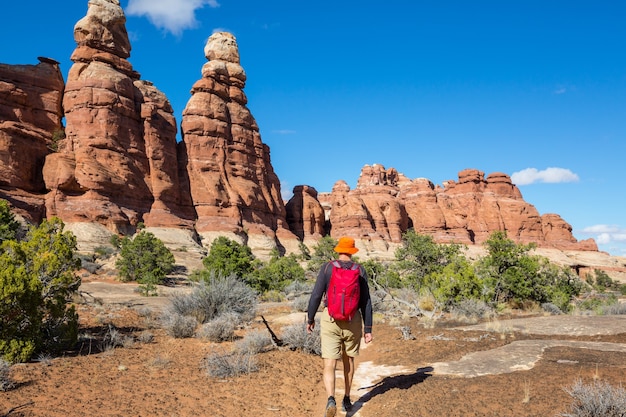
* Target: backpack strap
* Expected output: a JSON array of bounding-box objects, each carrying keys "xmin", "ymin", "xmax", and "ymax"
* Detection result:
[{"xmin": 331, "ymin": 260, "xmax": 359, "ymax": 271}]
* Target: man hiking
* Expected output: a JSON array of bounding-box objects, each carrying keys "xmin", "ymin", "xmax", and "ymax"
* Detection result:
[{"xmin": 306, "ymin": 237, "xmax": 373, "ymax": 417}]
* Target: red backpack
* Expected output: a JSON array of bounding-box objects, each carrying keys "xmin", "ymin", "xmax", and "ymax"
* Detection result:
[{"xmin": 327, "ymin": 261, "xmax": 361, "ymax": 321}]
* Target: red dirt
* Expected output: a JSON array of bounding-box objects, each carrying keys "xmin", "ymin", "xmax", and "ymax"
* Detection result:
[{"xmin": 1, "ymin": 292, "xmax": 625, "ymax": 417}]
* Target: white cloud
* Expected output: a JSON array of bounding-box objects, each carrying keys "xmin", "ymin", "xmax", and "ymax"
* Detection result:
[
  {"xmin": 579, "ymin": 224, "xmax": 626, "ymax": 246},
  {"xmin": 554, "ymin": 87, "xmax": 567, "ymax": 95},
  {"xmin": 271, "ymin": 129, "xmax": 297, "ymax": 135},
  {"xmin": 511, "ymin": 167, "xmax": 579, "ymax": 186},
  {"xmin": 126, "ymin": 0, "xmax": 219, "ymax": 36},
  {"xmin": 582, "ymin": 224, "xmax": 620, "ymax": 234}
]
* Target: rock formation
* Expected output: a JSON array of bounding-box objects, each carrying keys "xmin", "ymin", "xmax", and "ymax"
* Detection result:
[
  {"xmin": 289, "ymin": 165, "xmax": 597, "ymax": 253},
  {"xmin": 0, "ymin": 58, "xmax": 64, "ymax": 222},
  {"xmin": 285, "ymin": 185, "xmax": 326, "ymax": 241},
  {"xmin": 43, "ymin": 0, "xmax": 193, "ymax": 234},
  {"xmin": 0, "ymin": 1, "xmax": 604, "ymax": 266},
  {"xmin": 180, "ymin": 32, "xmax": 298, "ymax": 255}
]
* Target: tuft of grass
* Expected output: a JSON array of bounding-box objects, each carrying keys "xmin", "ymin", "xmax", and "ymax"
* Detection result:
[
  {"xmin": 101, "ymin": 325, "xmax": 127, "ymax": 351},
  {"xmin": 136, "ymin": 331, "xmax": 154, "ymax": 344},
  {"xmin": 280, "ymin": 321, "xmax": 321, "ymax": 355},
  {"xmin": 397, "ymin": 326, "xmax": 416, "ymax": 340},
  {"xmin": 598, "ymin": 302, "xmax": 626, "ymax": 315},
  {"xmin": 235, "ymin": 330, "xmax": 273, "ymax": 355},
  {"xmin": 541, "ymin": 302, "xmax": 563, "ymax": 315},
  {"xmin": 559, "ymin": 379, "xmax": 626, "ymax": 417},
  {"xmin": 196, "ymin": 313, "xmax": 238, "ymax": 342},
  {"xmin": 450, "ymin": 299, "xmax": 495, "ymax": 322},
  {"xmin": 204, "ymin": 349, "xmax": 258, "ymax": 378},
  {"xmin": 160, "ymin": 312, "xmax": 198, "ymax": 338},
  {"xmin": 0, "ymin": 359, "xmax": 15, "ymax": 392},
  {"xmin": 522, "ymin": 378, "xmax": 531, "ymax": 404}
]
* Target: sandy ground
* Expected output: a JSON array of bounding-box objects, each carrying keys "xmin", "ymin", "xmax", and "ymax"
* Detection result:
[{"xmin": 1, "ymin": 277, "xmax": 625, "ymax": 417}]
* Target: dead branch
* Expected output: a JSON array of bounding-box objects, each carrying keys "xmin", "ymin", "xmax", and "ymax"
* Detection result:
[
  {"xmin": 2, "ymin": 401, "xmax": 34, "ymax": 417},
  {"xmin": 260, "ymin": 315, "xmax": 284, "ymax": 347}
]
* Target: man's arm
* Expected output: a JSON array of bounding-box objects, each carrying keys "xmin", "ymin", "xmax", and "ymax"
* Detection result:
[{"xmin": 306, "ymin": 262, "xmax": 330, "ymax": 332}]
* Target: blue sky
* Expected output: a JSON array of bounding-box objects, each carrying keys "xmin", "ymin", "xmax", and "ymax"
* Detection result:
[{"xmin": 2, "ymin": 1, "xmax": 625, "ymax": 256}]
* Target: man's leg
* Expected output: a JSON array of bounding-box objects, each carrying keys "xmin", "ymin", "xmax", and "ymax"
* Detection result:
[
  {"xmin": 341, "ymin": 353, "xmax": 355, "ymax": 398},
  {"xmin": 323, "ymin": 358, "xmax": 338, "ymax": 398}
]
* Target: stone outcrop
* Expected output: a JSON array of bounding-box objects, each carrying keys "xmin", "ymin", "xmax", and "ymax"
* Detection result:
[
  {"xmin": 180, "ymin": 32, "xmax": 298, "ymax": 255},
  {"xmin": 285, "ymin": 185, "xmax": 325, "ymax": 241},
  {"xmin": 43, "ymin": 0, "xmax": 193, "ymax": 233},
  {"xmin": 288, "ymin": 165, "xmax": 597, "ymax": 253},
  {"xmin": 0, "ymin": 0, "xmax": 603, "ymax": 264},
  {"xmin": 0, "ymin": 58, "xmax": 65, "ymax": 222}
]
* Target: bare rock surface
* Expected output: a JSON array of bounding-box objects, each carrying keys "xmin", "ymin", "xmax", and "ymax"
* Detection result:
[
  {"xmin": 0, "ymin": 58, "xmax": 64, "ymax": 221},
  {"xmin": 44, "ymin": 0, "xmax": 192, "ymax": 233},
  {"xmin": 180, "ymin": 32, "xmax": 298, "ymax": 257}
]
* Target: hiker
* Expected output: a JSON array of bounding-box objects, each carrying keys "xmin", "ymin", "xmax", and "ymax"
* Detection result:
[{"xmin": 306, "ymin": 236, "xmax": 373, "ymax": 417}]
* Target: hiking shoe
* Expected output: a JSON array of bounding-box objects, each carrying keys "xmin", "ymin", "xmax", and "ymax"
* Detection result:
[
  {"xmin": 325, "ymin": 396, "xmax": 337, "ymax": 417},
  {"xmin": 342, "ymin": 396, "xmax": 352, "ymax": 412}
]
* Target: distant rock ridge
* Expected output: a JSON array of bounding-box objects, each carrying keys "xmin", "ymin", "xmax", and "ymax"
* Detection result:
[
  {"xmin": 290, "ymin": 165, "xmax": 597, "ymax": 255},
  {"xmin": 0, "ymin": 0, "xmax": 605, "ymax": 266}
]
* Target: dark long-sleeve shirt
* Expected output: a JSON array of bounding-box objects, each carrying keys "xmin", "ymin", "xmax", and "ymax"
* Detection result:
[{"xmin": 307, "ymin": 260, "xmax": 373, "ymax": 334}]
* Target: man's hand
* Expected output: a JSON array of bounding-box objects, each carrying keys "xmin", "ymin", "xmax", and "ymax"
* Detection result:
[
  {"xmin": 306, "ymin": 322, "xmax": 315, "ymax": 333},
  {"xmin": 364, "ymin": 332, "xmax": 373, "ymax": 344}
]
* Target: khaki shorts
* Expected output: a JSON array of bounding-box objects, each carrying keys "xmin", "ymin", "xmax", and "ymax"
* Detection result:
[{"xmin": 320, "ymin": 308, "xmax": 363, "ymax": 359}]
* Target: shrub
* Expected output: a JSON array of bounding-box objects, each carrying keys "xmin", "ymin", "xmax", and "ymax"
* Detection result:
[
  {"xmin": 161, "ymin": 312, "xmax": 197, "ymax": 338},
  {"xmin": 283, "ymin": 280, "xmax": 313, "ymax": 300},
  {"xmin": 425, "ymin": 257, "xmax": 484, "ymax": 308},
  {"xmin": 280, "ymin": 321, "xmax": 321, "ymax": 355},
  {"xmin": 235, "ymin": 330, "xmax": 273, "ymax": 354},
  {"xmin": 100, "ymin": 325, "xmax": 127, "ymax": 351},
  {"xmin": 450, "ymin": 299, "xmax": 495, "ymax": 320},
  {"xmin": 116, "ymin": 231, "xmax": 175, "ymax": 296},
  {"xmin": 559, "ymin": 379, "xmax": 626, "ymax": 417},
  {"xmin": 0, "ymin": 218, "xmax": 81, "ymax": 362},
  {"xmin": 291, "ymin": 294, "xmax": 310, "ymax": 312},
  {"xmin": 0, "ymin": 359, "xmax": 14, "ymax": 392},
  {"xmin": 204, "ymin": 349, "xmax": 258, "ymax": 378},
  {"xmin": 199, "ymin": 236, "xmax": 255, "ymax": 280},
  {"xmin": 593, "ymin": 269, "xmax": 615, "ymax": 291},
  {"xmin": 541, "ymin": 302, "xmax": 563, "ymax": 315},
  {"xmin": 598, "ymin": 302, "xmax": 626, "ymax": 315},
  {"xmin": 306, "ymin": 236, "xmax": 338, "ymax": 272},
  {"xmin": 94, "ymin": 245, "xmax": 116, "ymax": 260},
  {"xmin": 169, "ymin": 275, "xmax": 257, "ymax": 325},
  {"xmin": 196, "ymin": 313, "xmax": 238, "ymax": 342},
  {"xmin": 260, "ymin": 290, "xmax": 285, "ymax": 303},
  {"xmin": 394, "ymin": 230, "xmax": 464, "ymax": 290},
  {"xmin": 247, "ymin": 253, "xmax": 305, "ymax": 293},
  {"xmin": 0, "ymin": 199, "xmax": 19, "ymax": 244}
]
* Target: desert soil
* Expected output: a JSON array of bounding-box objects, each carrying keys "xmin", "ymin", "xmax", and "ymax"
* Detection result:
[{"xmin": 1, "ymin": 275, "xmax": 625, "ymax": 417}]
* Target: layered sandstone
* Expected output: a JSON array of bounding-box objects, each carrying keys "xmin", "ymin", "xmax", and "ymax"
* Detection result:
[
  {"xmin": 291, "ymin": 165, "xmax": 597, "ymax": 254},
  {"xmin": 0, "ymin": 1, "xmax": 604, "ymax": 266},
  {"xmin": 285, "ymin": 185, "xmax": 326, "ymax": 242},
  {"xmin": 43, "ymin": 0, "xmax": 192, "ymax": 233},
  {"xmin": 0, "ymin": 58, "xmax": 64, "ymax": 222},
  {"xmin": 180, "ymin": 32, "xmax": 298, "ymax": 255}
]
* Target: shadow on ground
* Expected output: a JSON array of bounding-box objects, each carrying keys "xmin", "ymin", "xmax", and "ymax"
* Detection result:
[{"xmin": 348, "ymin": 366, "xmax": 434, "ymax": 415}]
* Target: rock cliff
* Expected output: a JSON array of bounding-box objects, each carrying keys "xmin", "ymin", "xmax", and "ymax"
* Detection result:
[
  {"xmin": 0, "ymin": 58, "xmax": 64, "ymax": 222},
  {"xmin": 180, "ymin": 32, "xmax": 298, "ymax": 256},
  {"xmin": 42, "ymin": 0, "xmax": 193, "ymax": 234},
  {"xmin": 0, "ymin": 0, "xmax": 612, "ymax": 273}
]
